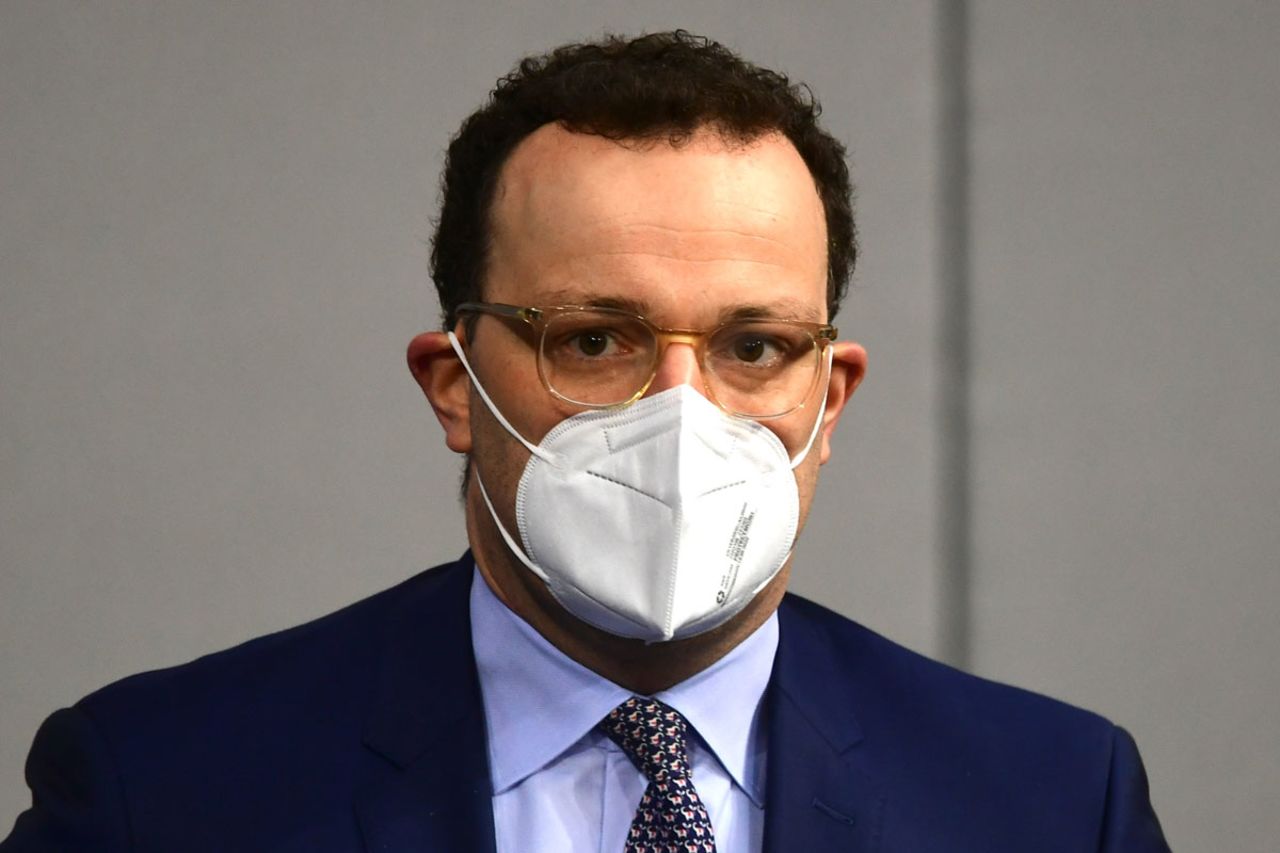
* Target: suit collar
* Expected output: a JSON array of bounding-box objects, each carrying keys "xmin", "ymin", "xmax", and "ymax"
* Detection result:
[
  {"xmin": 350, "ymin": 562, "xmax": 886, "ymax": 852},
  {"xmin": 763, "ymin": 594, "xmax": 885, "ymax": 852},
  {"xmin": 356, "ymin": 554, "xmax": 497, "ymax": 853}
]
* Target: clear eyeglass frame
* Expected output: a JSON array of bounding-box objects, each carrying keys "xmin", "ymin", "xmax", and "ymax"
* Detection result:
[{"xmin": 454, "ymin": 301, "xmax": 837, "ymax": 420}]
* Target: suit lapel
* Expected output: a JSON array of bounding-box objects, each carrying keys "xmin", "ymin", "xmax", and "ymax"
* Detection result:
[
  {"xmin": 763, "ymin": 597, "xmax": 885, "ymax": 852},
  {"xmin": 348, "ymin": 561, "xmax": 886, "ymax": 851},
  {"xmin": 355, "ymin": 556, "xmax": 497, "ymax": 853}
]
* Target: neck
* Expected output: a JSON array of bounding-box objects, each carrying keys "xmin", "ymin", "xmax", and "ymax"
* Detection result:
[{"xmin": 466, "ymin": 496, "xmax": 789, "ymax": 695}]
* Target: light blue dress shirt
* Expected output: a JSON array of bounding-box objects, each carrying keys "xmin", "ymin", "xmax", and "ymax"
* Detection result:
[{"xmin": 469, "ymin": 568, "xmax": 778, "ymax": 853}]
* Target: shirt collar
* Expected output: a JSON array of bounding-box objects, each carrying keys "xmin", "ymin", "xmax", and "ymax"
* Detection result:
[{"xmin": 469, "ymin": 565, "xmax": 777, "ymax": 806}]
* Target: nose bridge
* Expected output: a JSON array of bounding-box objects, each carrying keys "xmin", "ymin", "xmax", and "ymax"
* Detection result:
[
  {"xmin": 647, "ymin": 328, "xmax": 707, "ymax": 394},
  {"xmin": 659, "ymin": 328, "xmax": 702, "ymax": 348}
]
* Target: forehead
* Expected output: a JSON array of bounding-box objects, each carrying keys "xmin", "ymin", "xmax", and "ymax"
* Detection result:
[{"xmin": 486, "ymin": 124, "xmax": 828, "ymax": 323}]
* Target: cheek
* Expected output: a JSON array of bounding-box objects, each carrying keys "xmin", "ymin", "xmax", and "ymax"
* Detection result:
[
  {"xmin": 790, "ymin": 448, "xmax": 823, "ymax": 535},
  {"xmin": 467, "ymin": 387, "xmax": 534, "ymax": 527},
  {"xmin": 764, "ymin": 413, "xmax": 823, "ymax": 524},
  {"xmin": 469, "ymin": 351, "xmax": 572, "ymax": 446},
  {"xmin": 465, "ymin": 376, "xmax": 579, "ymax": 506},
  {"xmin": 763, "ymin": 413, "xmax": 817, "ymax": 461}
]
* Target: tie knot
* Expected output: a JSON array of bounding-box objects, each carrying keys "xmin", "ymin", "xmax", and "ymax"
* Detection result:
[{"xmin": 599, "ymin": 697, "xmax": 693, "ymax": 783}]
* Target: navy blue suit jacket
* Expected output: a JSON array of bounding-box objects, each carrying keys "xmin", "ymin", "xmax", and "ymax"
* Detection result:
[{"xmin": 3, "ymin": 555, "xmax": 1168, "ymax": 851}]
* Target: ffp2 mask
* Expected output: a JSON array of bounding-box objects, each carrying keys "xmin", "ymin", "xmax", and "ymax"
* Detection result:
[{"xmin": 449, "ymin": 331, "xmax": 828, "ymax": 642}]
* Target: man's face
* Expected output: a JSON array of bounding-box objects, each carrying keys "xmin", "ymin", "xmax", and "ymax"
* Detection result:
[
  {"xmin": 470, "ymin": 123, "xmax": 833, "ymax": 506},
  {"xmin": 412, "ymin": 122, "xmax": 865, "ymax": 678}
]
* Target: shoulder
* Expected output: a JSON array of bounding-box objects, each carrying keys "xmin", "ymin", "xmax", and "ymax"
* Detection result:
[
  {"xmin": 779, "ymin": 591, "xmax": 1110, "ymax": 729},
  {"xmin": 5, "ymin": 557, "xmax": 477, "ymax": 850},
  {"xmin": 773, "ymin": 594, "xmax": 1171, "ymax": 850},
  {"xmin": 776, "ymin": 592, "xmax": 1118, "ymax": 786},
  {"xmin": 76, "ymin": 556, "xmax": 473, "ymax": 762}
]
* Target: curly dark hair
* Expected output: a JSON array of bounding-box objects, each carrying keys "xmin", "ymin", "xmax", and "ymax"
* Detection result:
[{"xmin": 430, "ymin": 30, "xmax": 856, "ymax": 328}]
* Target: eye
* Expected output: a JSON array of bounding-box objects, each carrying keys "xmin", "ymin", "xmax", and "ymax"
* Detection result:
[
  {"xmin": 548, "ymin": 324, "xmax": 637, "ymax": 361},
  {"xmin": 573, "ymin": 330, "xmax": 612, "ymax": 357},
  {"xmin": 723, "ymin": 332, "xmax": 786, "ymax": 366},
  {"xmin": 709, "ymin": 322, "xmax": 813, "ymax": 374},
  {"xmin": 542, "ymin": 310, "xmax": 649, "ymax": 367},
  {"xmin": 731, "ymin": 335, "xmax": 773, "ymax": 363}
]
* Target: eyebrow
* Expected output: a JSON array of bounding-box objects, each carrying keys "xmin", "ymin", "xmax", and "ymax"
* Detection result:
[
  {"xmin": 535, "ymin": 288, "xmax": 824, "ymax": 324},
  {"xmin": 722, "ymin": 299, "xmax": 823, "ymax": 323}
]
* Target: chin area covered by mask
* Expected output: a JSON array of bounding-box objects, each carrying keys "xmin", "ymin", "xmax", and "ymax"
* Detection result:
[{"xmin": 450, "ymin": 331, "xmax": 829, "ymax": 643}]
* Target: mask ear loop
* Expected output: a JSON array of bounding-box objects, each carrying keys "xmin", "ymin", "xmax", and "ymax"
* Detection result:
[
  {"xmin": 788, "ymin": 345, "xmax": 835, "ymax": 470},
  {"xmin": 447, "ymin": 330, "xmax": 557, "ymax": 464},
  {"xmin": 473, "ymin": 475, "xmax": 553, "ymax": 585},
  {"xmin": 446, "ymin": 330, "xmax": 555, "ymax": 582}
]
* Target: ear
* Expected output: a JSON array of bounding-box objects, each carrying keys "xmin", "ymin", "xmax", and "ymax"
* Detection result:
[
  {"xmin": 407, "ymin": 331, "xmax": 472, "ymax": 453},
  {"xmin": 817, "ymin": 341, "xmax": 867, "ymax": 464}
]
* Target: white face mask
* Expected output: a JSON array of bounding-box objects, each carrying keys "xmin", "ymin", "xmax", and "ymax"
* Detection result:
[{"xmin": 449, "ymin": 332, "xmax": 829, "ymax": 643}]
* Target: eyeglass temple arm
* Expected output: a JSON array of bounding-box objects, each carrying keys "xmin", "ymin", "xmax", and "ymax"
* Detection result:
[{"xmin": 455, "ymin": 302, "xmax": 543, "ymax": 325}]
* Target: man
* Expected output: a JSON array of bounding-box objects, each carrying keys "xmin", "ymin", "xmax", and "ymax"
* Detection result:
[{"xmin": 2, "ymin": 31, "xmax": 1168, "ymax": 852}]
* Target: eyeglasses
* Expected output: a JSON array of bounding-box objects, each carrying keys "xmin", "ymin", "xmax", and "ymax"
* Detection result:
[{"xmin": 455, "ymin": 302, "xmax": 836, "ymax": 419}]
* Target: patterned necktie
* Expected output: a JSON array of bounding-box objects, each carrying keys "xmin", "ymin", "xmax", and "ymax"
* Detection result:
[{"xmin": 599, "ymin": 696, "xmax": 718, "ymax": 853}]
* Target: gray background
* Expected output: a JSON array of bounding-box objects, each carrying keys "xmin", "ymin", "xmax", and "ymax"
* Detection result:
[{"xmin": 2, "ymin": 2, "xmax": 1276, "ymax": 848}]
